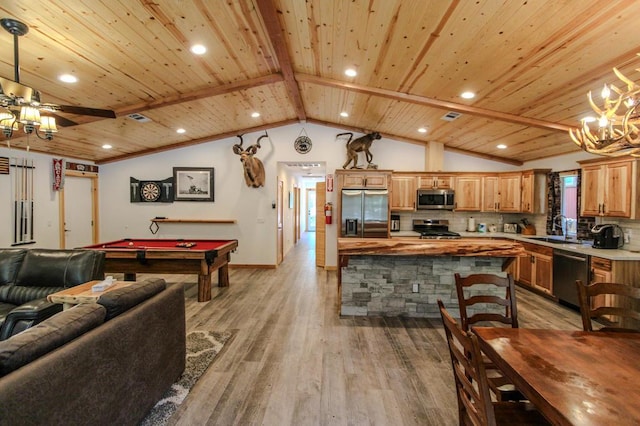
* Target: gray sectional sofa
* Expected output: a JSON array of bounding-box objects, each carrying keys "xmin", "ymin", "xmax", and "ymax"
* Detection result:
[{"xmin": 0, "ymin": 278, "xmax": 186, "ymax": 426}]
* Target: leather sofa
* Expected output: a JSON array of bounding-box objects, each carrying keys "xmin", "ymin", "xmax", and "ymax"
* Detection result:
[
  {"xmin": 0, "ymin": 248, "xmax": 105, "ymax": 340},
  {"xmin": 0, "ymin": 278, "xmax": 186, "ymax": 426}
]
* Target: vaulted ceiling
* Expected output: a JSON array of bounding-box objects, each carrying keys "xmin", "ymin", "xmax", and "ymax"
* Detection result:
[{"xmin": 1, "ymin": 0, "xmax": 639, "ymax": 165}]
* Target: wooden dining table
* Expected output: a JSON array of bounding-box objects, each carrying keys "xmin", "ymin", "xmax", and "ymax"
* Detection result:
[{"xmin": 473, "ymin": 327, "xmax": 640, "ymax": 426}]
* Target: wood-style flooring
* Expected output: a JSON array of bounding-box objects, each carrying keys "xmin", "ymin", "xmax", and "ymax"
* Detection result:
[{"xmin": 139, "ymin": 232, "xmax": 582, "ymax": 425}]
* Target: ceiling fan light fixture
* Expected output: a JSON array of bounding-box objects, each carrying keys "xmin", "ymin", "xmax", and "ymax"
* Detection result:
[
  {"xmin": 39, "ymin": 116, "xmax": 57, "ymax": 132},
  {"xmin": 19, "ymin": 106, "xmax": 40, "ymax": 126}
]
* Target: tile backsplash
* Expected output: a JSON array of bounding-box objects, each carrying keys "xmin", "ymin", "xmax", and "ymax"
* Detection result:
[{"xmin": 392, "ymin": 210, "xmax": 640, "ymax": 252}]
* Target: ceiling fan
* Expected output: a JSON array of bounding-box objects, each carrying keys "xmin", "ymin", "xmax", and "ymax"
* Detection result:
[{"xmin": 0, "ymin": 18, "xmax": 116, "ymax": 138}]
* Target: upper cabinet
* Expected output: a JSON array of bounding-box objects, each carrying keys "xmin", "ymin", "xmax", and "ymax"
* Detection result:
[
  {"xmin": 580, "ymin": 158, "xmax": 637, "ymax": 218},
  {"xmin": 481, "ymin": 175, "xmax": 499, "ymax": 212},
  {"xmin": 454, "ymin": 175, "xmax": 482, "ymax": 211},
  {"xmin": 390, "ymin": 174, "xmax": 417, "ymax": 211},
  {"xmin": 417, "ymin": 174, "xmax": 454, "ymax": 189},
  {"xmin": 339, "ymin": 170, "xmax": 391, "ymax": 189},
  {"xmin": 520, "ymin": 170, "xmax": 550, "ymax": 214},
  {"xmin": 497, "ymin": 173, "xmax": 521, "ymax": 212}
]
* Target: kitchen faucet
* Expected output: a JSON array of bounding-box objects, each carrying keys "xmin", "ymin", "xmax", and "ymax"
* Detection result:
[{"xmin": 553, "ymin": 214, "xmax": 567, "ymax": 239}]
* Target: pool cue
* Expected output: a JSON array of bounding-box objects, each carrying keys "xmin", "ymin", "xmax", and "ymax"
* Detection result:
[{"xmin": 28, "ymin": 158, "xmax": 33, "ymax": 241}]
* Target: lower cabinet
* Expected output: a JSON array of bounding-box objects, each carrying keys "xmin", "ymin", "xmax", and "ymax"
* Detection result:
[
  {"xmin": 516, "ymin": 242, "xmax": 553, "ymax": 294},
  {"xmin": 590, "ymin": 256, "xmax": 614, "ymax": 317}
]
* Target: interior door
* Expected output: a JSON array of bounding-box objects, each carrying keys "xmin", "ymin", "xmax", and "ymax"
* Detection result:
[
  {"xmin": 62, "ymin": 175, "xmax": 95, "ymax": 248},
  {"xmin": 277, "ymin": 180, "xmax": 283, "ymax": 265},
  {"xmin": 306, "ymin": 188, "xmax": 316, "ymax": 231},
  {"xmin": 315, "ymin": 182, "xmax": 326, "ymax": 267}
]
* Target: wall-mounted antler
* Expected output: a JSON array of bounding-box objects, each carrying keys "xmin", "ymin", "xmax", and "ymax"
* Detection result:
[{"xmin": 233, "ymin": 133, "xmax": 267, "ymax": 188}]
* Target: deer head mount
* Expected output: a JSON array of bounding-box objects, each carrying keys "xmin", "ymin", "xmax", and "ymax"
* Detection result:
[
  {"xmin": 338, "ymin": 131, "xmax": 382, "ymax": 169},
  {"xmin": 233, "ymin": 133, "xmax": 267, "ymax": 188}
]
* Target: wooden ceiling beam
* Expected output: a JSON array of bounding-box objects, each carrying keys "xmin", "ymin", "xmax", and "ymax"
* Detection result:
[
  {"xmin": 298, "ymin": 73, "xmax": 573, "ymax": 133},
  {"xmin": 306, "ymin": 118, "xmax": 523, "ymax": 166},
  {"xmin": 256, "ymin": 0, "xmax": 306, "ymax": 122},
  {"xmin": 115, "ymin": 74, "xmax": 284, "ymax": 116},
  {"xmin": 96, "ymin": 118, "xmax": 299, "ymax": 164}
]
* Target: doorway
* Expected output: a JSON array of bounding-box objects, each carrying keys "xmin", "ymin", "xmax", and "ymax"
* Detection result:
[
  {"xmin": 306, "ymin": 188, "xmax": 316, "ymax": 232},
  {"xmin": 59, "ymin": 171, "xmax": 99, "ymax": 248}
]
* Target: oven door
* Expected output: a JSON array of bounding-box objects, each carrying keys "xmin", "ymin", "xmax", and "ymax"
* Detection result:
[{"xmin": 417, "ymin": 189, "xmax": 454, "ymax": 210}]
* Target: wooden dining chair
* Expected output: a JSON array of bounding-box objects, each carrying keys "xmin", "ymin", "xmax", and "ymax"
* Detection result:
[
  {"xmin": 438, "ymin": 300, "xmax": 549, "ymax": 426},
  {"xmin": 454, "ymin": 272, "xmax": 521, "ymax": 402},
  {"xmin": 576, "ymin": 280, "xmax": 640, "ymax": 332}
]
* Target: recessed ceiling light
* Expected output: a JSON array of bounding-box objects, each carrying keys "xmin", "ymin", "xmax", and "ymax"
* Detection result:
[
  {"xmin": 190, "ymin": 44, "xmax": 207, "ymax": 55},
  {"xmin": 496, "ymin": 144, "xmax": 507, "ymax": 149},
  {"xmin": 418, "ymin": 127, "xmax": 427, "ymax": 133},
  {"xmin": 461, "ymin": 91, "xmax": 475, "ymax": 99},
  {"xmin": 582, "ymin": 116, "xmax": 597, "ymax": 123},
  {"xmin": 102, "ymin": 144, "xmax": 112, "ymax": 149},
  {"xmin": 345, "ymin": 68, "xmax": 357, "ymax": 77},
  {"xmin": 176, "ymin": 128, "xmax": 186, "ymax": 134},
  {"xmin": 340, "ymin": 111, "xmax": 349, "ymax": 118},
  {"xmin": 59, "ymin": 74, "xmax": 78, "ymax": 83},
  {"xmin": 251, "ymin": 112, "xmax": 260, "ymax": 118}
]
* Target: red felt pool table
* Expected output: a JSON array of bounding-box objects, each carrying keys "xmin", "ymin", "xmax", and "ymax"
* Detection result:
[{"xmin": 84, "ymin": 238, "xmax": 238, "ymax": 302}]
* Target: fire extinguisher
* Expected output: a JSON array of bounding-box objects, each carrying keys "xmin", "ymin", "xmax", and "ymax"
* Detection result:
[{"xmin": 325, "ymin": 202, "xmax": 333, "ymax": 225}]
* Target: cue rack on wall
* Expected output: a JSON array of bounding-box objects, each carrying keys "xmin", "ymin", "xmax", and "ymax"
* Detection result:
[{"xmin": 9, "ymin": 157, "xmax": 36, "ymax": 246}]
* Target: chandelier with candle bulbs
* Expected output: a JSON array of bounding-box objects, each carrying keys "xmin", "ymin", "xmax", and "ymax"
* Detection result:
[{"xmin": 569, "ymin": 55, "xmax": 640, "ymax": 156}]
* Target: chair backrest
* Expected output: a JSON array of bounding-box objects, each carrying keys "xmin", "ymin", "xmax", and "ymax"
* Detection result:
[
  {"xmin": 454, "ymin": 273, "xmax": 518, "ymax": 332},
  {"xmin": 576, "ymin": 280, "xmax": 640, "ymax": 332},
  {"xmin": 438, "ymin": 300, "xmax": 496, "ymax": 426}
]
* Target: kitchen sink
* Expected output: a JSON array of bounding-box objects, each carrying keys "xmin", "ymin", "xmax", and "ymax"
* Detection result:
[{"xmin": 526, "ymin": 236, "xmax": 574, "ymax": 244}]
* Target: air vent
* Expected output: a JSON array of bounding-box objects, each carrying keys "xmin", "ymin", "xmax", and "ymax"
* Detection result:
[
  {"xmin": 286, "ymin": 162, "xmax": 322, "ymax": 168},
  {"xmin": 441, "ymin": 111, "xmax": 462, "ymax": 121},
  {"xmin": 127, "ymin": 113, "xmax": 152, "ymax": 123}
]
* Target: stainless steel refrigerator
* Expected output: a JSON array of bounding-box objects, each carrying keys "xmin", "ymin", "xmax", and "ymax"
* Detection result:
[{"xmin": 341, "ymin": 189, "xmax": 389, "ymax": 238}]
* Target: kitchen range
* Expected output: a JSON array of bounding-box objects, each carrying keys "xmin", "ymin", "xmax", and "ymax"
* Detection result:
[{"xmin": 413, "ymin": 219, "xmax": 461, "ymax": 239}]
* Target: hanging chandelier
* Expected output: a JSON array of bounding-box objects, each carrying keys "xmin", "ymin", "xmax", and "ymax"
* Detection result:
[
  {"xmin": 0, "ymin": 106, "xmax": 58, "ymax": 141},
  {"xmin": 569, "ymin": 56, "xmax": 640, "ymax": 156}
]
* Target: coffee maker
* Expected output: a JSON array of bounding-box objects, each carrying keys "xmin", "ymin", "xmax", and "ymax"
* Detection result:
[
  {"xmin": 591, "ymin": 224, "xmax": 624, "ymax": 249},
  {"xmin": 390, "ymin": 215, "xmax": 401, "ymax": 232}
]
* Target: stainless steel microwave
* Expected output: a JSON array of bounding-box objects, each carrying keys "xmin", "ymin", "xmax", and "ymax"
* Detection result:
[{"xmin": 416, "ymin": 189, "xmax": 455, "ymax": 210}]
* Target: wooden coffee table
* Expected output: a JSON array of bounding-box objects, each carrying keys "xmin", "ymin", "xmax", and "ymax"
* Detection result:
[{"xmin": 47, "ymin": 280, "xmax": 134, "ymax": 310}]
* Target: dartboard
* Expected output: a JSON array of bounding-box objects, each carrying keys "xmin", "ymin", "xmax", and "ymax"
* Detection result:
[{"xmin": 140, "ymin": 182, "xmax": 161, "ymax": 202}]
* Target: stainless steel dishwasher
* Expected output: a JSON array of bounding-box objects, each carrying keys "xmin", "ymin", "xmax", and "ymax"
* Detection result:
[{"xmin": 553, "ymin": 249, "xmax": 590, "ymax": 308}]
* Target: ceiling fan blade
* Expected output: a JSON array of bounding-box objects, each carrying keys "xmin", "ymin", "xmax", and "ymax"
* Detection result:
[
  {"xmin": 55, "ymin": 104, "xmax": 116, "ymax": 118},
  {"xmin": 46, "ymin": 112, "xmax": 77, "ymax": 127}
]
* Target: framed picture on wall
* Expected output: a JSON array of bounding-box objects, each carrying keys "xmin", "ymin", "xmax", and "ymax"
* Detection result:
[{"xmin": 173, "ymin": 167, "xmax": 214, "ymax": 201}]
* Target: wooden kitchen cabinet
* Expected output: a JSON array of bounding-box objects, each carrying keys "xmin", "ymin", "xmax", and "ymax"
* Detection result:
[
  {"xmin": 517, "ymin": 242, "xmax": 553, "ymax": 294},
  {"xmin": 390, "ymin": 174, "xmax": 416, "ymax": 211},
  {"xmin": 520, "ymin": 169, "xmax": 550, "ymax": 214},
  {"xmin": 580, "ymin": 158, "xmax": 635, "ymax": 218},
  {"xmin": 481, "ymin": 175, "xmax": 499, "ymax": 212},
  {"xmin": 590, "ymin": 256, "xmax": 614, "ymax": 316},
  {"xmin": 339, "ymin": 170, "xmax": 390, "ymax": 189},
  {"xmin": 498, "ymin": 172, "xmax": 521, "ymax": 213},
  {"xmin": 454, "ymin": 175, "xmax": 482, "ymax": 211},
  {"xmin": 417, "ymin": 174, "xmax": 454, "ymax": 189}
]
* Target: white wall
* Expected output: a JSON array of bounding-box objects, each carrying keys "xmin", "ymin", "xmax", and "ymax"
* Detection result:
[
  {"xmin": 0, "ymin": 146, "xmax": 91, "ymax": 248},
  {"xmin": 1, "ymin": 124, "xmax": 601, "ymax": 265}
]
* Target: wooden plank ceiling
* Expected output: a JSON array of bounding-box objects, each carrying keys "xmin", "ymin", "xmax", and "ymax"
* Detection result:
[{"xmin": 1, "ymin": 0, "xmax": 640, "ymax": 165}]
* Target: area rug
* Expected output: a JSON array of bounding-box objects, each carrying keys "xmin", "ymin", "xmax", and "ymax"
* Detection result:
[{"xmin": 140, "ymin": 330, "xmax": 234, "ymax": 426}]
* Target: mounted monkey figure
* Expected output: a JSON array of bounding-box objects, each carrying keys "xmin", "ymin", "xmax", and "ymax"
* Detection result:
[
  {"xmin": 337, "ymin": 131, "xmax": 382, "ymax": 169},
  {"xmin": 233, "ymin": 133, "xmax": 267, "ymax": 188}
]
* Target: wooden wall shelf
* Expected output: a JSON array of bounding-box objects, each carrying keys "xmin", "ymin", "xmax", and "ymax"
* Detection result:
[{"xmin": 149, "ymin": 218, "xmax": 236, "ymax": 234}]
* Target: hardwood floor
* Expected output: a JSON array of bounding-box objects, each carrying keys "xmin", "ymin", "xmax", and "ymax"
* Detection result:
[{"xmin": 139, "ymin": 232, "xmax": 582, "ymax": 425}]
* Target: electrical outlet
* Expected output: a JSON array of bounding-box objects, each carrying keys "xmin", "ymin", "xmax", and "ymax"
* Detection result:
[
  {"xmin": 625, "ymin": 231, "xmax": 631, "ymax": 244},
  {"xmin": 412, "ymin": 282, "xmax": 420, "ymax": 293}
]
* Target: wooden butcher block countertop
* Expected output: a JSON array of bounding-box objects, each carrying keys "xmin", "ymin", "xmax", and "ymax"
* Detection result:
[{"xmin": 337, "ymin": 237, "xmax": 526, "ymax": 257}]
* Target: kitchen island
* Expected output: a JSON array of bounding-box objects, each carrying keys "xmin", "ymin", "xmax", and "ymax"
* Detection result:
[{"xmin": 338, "ymin": 237, "xmax": 526, "ymax": 317}]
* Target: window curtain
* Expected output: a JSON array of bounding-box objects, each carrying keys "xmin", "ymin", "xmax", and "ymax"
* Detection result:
[
  {"xmin": 546, "ymin": 172, "xmax": 561, "ymax": 235},
  {"xmin": 546, "ymin": 170, "xmax": 595, "ymax": 239}
]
